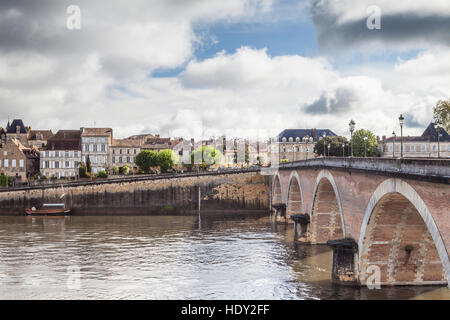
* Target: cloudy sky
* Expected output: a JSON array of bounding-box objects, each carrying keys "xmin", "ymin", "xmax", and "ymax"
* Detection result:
[{"xmin": 0, "ymin": 0, "xmax": 449, "ymax": 140}]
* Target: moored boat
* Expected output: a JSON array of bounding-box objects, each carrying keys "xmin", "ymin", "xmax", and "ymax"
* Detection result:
[{"xmin": 25, "ymin": 203, "xmax": 71, "ymax": 216}]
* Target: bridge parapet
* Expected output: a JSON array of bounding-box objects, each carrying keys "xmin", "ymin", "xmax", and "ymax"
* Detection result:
[{"xmin": 265, "ymin": 158, "xmax": 449, "ymax": 183}]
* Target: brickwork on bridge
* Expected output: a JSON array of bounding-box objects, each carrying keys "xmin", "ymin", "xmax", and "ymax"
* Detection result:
[
  {"xmin": 359, "ymin": 193, "xmax": 445, "ymax": 285},
  {"xmin": 310, "ymin": 179, "xmax": 344, "ymax": 244},
  {"xmin": 269, "ymin": 159, "xmax": 450, "ymax": 287}
]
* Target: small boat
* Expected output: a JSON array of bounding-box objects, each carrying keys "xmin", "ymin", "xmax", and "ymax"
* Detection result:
[
  {"xmin": 25, "ymin": 203, "xmax": 71, "ymax": 216},
  {"xmin": 25, "ymin": 184, "xmax": 70, "ymax": 216}
]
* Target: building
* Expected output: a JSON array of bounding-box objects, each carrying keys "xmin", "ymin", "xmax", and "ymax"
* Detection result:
[
  {"xmin": 27, "ymin": 130, "xmax": 54, "ymax": 149},
  {"xmin": 110, "ymin": 139, "xmax": 141, "ymax": 172},
  {"xmin": 5, "ymin": 119, "xmax": 30, "ymax": 145},
  {"xmin": 40, "ymin": 130, "xmax": 82, "ymax": 179},
  {"xmin": 0, "ymin": 128, "xmax": 40, "ymax": 183},
  {"xmin": 81, "ymin": 128, "xmax": 113, "ymax": 173},
  {"xmin": 271, "ymin": 128, "xmax": 337, "ymax": 163},
  {"xmin": 378, "ymin": 123, "xmax": 450, "ymax": 158}
]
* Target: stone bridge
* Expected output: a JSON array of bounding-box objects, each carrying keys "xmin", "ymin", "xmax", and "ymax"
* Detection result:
[{"xmin": 265, "ymin": 157, "xmax": 450, "ymax": 287}]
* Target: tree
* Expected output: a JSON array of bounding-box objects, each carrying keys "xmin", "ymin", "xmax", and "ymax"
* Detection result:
[
  {"xmin": 190, "ymin": 146, "xmax": 223, "ymax": 170},
  {"xmin": 350, "ymin": 129, "xmax": 379, "ymax": 157},
  {"xmin": 79, "ymin": 162, "xmax": 89, "ymax": 178},
  {"xmin": 122, "ymin": 165, "xmax": 129, "ymax": 175},
  {"xmin": 135, "ymin": 150, "xmax": 158, "ymax": 173},
  {"xmin": 86, "ymin": 155, "xmax": 92, "ymax": 174},
  {"xmin": 157, "ymin": 149, "xmax": 179, "ymax": 173},
  {"xmin": 433, "ymin": 99, "xmax": 450, "ymax": 132},
  {"xmin": 314, "ymin": 136, "xmax": 349, "ymax": 157},
  {"xmin": 113, "ymin": 166, "xmax": 119, "ymax": 175},
  {"xmin": 95, "ymin": 170, "xmax": 108, "ymax": 178}
]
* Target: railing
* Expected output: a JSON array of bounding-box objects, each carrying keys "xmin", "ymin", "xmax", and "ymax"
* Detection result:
[
  {"xmin": 0, "ymin": 167, "xmax": 263, "ymax": 192},
  {"xmin": 263, "ymin": 157, "xmax": 450, "ymax": 182}
]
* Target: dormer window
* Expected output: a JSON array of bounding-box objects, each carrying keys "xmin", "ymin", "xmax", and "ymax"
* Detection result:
[
  {"xmin": 282, "ymin": 137, "xmax": 286, "ymax": 142},
  {"xmin": 289, "ymin": 137, "xmax": 293, "ymax": 142}
]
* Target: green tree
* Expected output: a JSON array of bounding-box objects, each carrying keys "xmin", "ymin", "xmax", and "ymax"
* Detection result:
[
  {"xmin": 122, "ymin": 165, "xmax": 129, "ymax": 175},
  {"xmin": 0, "ymin": 175, "xmax": 10, "ymax": 186},
  {"xmin": 135, "ymin": 150, "xmax": 158, "ymax": 173},
  {"xmin": 433, "ymin": 99, "xmax": 450, "ymax": 132},
  {"xmin": 314, "ymin": 136, "xmax": 349, "ymax": 157},
  {"xmin": 157, "ymin": 149, "xmax": 179, "ymax": 173},
  {"xmin": 113, "ymin": 166, "xmax": 119, "ymax": 175},
  {"xmin": 79, "ymin": 162, "xmax": 89, "ymax": 178},
  {"xmin": 95, "ymin": 170, "xmax": 108, "ymax": 178},
  {"xmin": 86, "ymin": 155, "xmax": 92, "ymax": 174},
  {"xmin": 190, "ymin": 146, "xmax": 223, "ymax": 170},
  {"xmin": 350, "ymin": 129, "xmax": 379, "ymax": 157}
]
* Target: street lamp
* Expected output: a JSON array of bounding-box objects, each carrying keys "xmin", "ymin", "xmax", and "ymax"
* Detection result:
[
  {"xmin": 322, "ymin": 132, "xmax": 327, "ymax": 157},
  {"xmin": 399, "ymin": 114, "xmax": 404, "ymax": 159},
  {"xmin": 363, "ymin": 136, "xmax": 368, "ymax": 157},
  {"xmin": 434, "ymin": 120, "xmax": 442, "ymax": 158},
  {"xmin": 342, "ymin": 143, "xmax": 345, "ymax": 157},
  {"xmin": 328, "ymin": 144, "xmax": 331, "ymax": 157},
  {"xmin": 392, "ymin": 131, "xmax": 396, "ymax": 158},
  {"xmin": 349, "ymin": 120, "xmax": 355, "ymax": 157}
]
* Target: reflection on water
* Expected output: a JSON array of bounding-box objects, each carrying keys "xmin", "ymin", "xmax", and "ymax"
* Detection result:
[{"xmin": 0, "ymin": 214, "xmax": 448, "ymax": 300}]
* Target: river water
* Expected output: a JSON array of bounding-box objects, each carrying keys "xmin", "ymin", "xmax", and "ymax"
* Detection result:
[{"xmin": 0, "ymin": 214, "xmax": 448, "ymax": 300}]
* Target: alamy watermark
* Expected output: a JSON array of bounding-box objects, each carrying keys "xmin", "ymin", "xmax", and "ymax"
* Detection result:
[
  {"xmin": 366, "ymin": 5, "xmax": 381, "ymax": 30},
  {"xmin": 66, "ymin": 5, "xmax": 81, "ymax": 30}
]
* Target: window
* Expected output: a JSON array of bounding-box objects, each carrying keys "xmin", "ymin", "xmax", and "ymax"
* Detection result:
[
  {"xmin": 134, "ymin": 149, "xmax": 137, "ymax": 154},
  {"xmin": 65, "ymin": 151, "xmax": 69, "ymax": 158},
  {"xmin": 282, "ymin": 137, "xmax": 286, "ymax": 142},
  {"xmin": 45, "ymin": 161, "xmax": 49, "ymax": 169},
  {"xmin": 119, "ymin": 157, "xmax": 122, "ymax": 163},
  {"xmin": 0, "ymin": 160, "xmax": 2, "ymax": 167},
  {"xmin": 74, "ymin": 161, "xmax": 78, "ymax": 168},
  {"xmin": 12, "ymin": 159, "xmax": 16, "ymax": 167},
  {"xmin": 65, "ymin": 161, "xmax": 70, "ymax": 168},
  {"xmin": 113, "ymin": 149, "xmax": 115, "ymax": 154},
  {"xmin": 112, "ymin": 157, "xmax": 115, "ymax": 163},
  {"xmin": 3, "ymin": 151, "xmax": 6, "ymax": 156},
  {"xmin": 101, "ymin": 144, "xmax": 106, "ymax": 152},
  {"xmin": 4, "ymin": 159, "xmax": 8, "ymax": 167},
  {"xmin": 74, "ymin": 151, "xmax": 78, "ymax": 157},
  {"xmin": 127, "ymin": 149, "xmax": 130, "ymax": 154},
  {"xmin": 55, "ymin": 161, "xmax": 59, "ymax": 169},
  {"xmin": 127, "ymin": 157, "xmax": 130, "ymax": 163},
  {"xmin": 433, "ymin": 145, "xmax": 437, "ymax": 151},
  {"xmin": 410, "ymin": 145, "xmax": 415, "ymax": 152},
  {"xmin": 89, "ymin": 144, "xmax": 93, "ymax": 152},
  {"xmin": 93, "ymin": 156, "xmax": 98, "ymax": 164},
  {"xmin": 120, "ymin": 149, "xmax": 122, "ymax": 154},
  {"xmin": 421, "ymin": 145, "xmax": 426, "ymax": 152},
  {"xmin": 93, "ymin": 145, "xmax": 98, "ymax": 152}
]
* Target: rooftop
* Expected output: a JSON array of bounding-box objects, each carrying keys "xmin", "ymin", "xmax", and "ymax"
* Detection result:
[
  {"xmin": 278, "ymin": 128, "xmax": 337, "ymax": 142},
  {"xmin": 81, "ymin": 128, "xmax": 113, "ymax": 137}
]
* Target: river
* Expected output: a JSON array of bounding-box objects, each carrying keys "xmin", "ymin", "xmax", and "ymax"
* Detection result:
[{"xmin": 0, "ymin": 214, "xmax": 448, "ymax": 300}]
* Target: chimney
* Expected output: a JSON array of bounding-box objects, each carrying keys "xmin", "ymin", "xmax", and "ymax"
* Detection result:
[
  {"xmin": 16, "ymin": 126, "xmax": 20, "ymax": 134},
  {"xmin": 312, "ymin": 128, "xmax": 317, "ymax": 140}
]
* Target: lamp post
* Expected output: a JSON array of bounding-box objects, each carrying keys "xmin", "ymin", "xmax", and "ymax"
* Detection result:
[
  {"xmin": 349, "ymin": 120, "xmax": 355, "ymax": 157},
  {"xmin": 322, "ymin": 132, "xmax": 327, "ymax": 157},
  {"xmin": 434, "ymin": 120, "xmax": 442, "ymax": 158},
  {"xmin": 363, "ymin": 136, "xmax": 368, "ymax": 157},
  {"xmin": 399, "ymin": 114, "xmax": 404, "ymax": 159},
  {"xmin": 342, "ymin": 143, "xmax": 345, "ymax": 157},
  {"xmin": 328, "ymin": 144, "xmax": 331, "ymax": 157},
  {"xmin": 392, "ymin": 131, "xmax": 396, "ymax": 158}
]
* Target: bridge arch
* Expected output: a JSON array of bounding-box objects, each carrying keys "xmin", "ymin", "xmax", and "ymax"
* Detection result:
[
  {"xmin": 286, "ymin": 171, "xmax": 305, "ymax": 222},
  {"xmin": 358, "ymin": 178, "xmax": 450, "ymax": 286},
  {"xmin": 310, "ymin": 170, "xmax": 345, "ymax": 244},
  {"xmin": 271, "ymin": 172, "xmax": 283, "ymax": 205}
]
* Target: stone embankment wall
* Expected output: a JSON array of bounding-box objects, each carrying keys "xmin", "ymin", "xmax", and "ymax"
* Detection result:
[{"xmin": 0, "ymin": 171, "xmax": 269, "ymax": 215}]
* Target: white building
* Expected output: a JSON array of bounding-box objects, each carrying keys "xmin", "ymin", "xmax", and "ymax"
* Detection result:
[
  {"xmin": 81, "ymin": 128, "xmax": 113, "ymax": 173},
  {"xmin": 378, "ymin": 123, "xmax": 450, "ymax": 158},
  {"xmin": 40, "ymin": 130, "xmax": 82, "ymax": 178}
]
